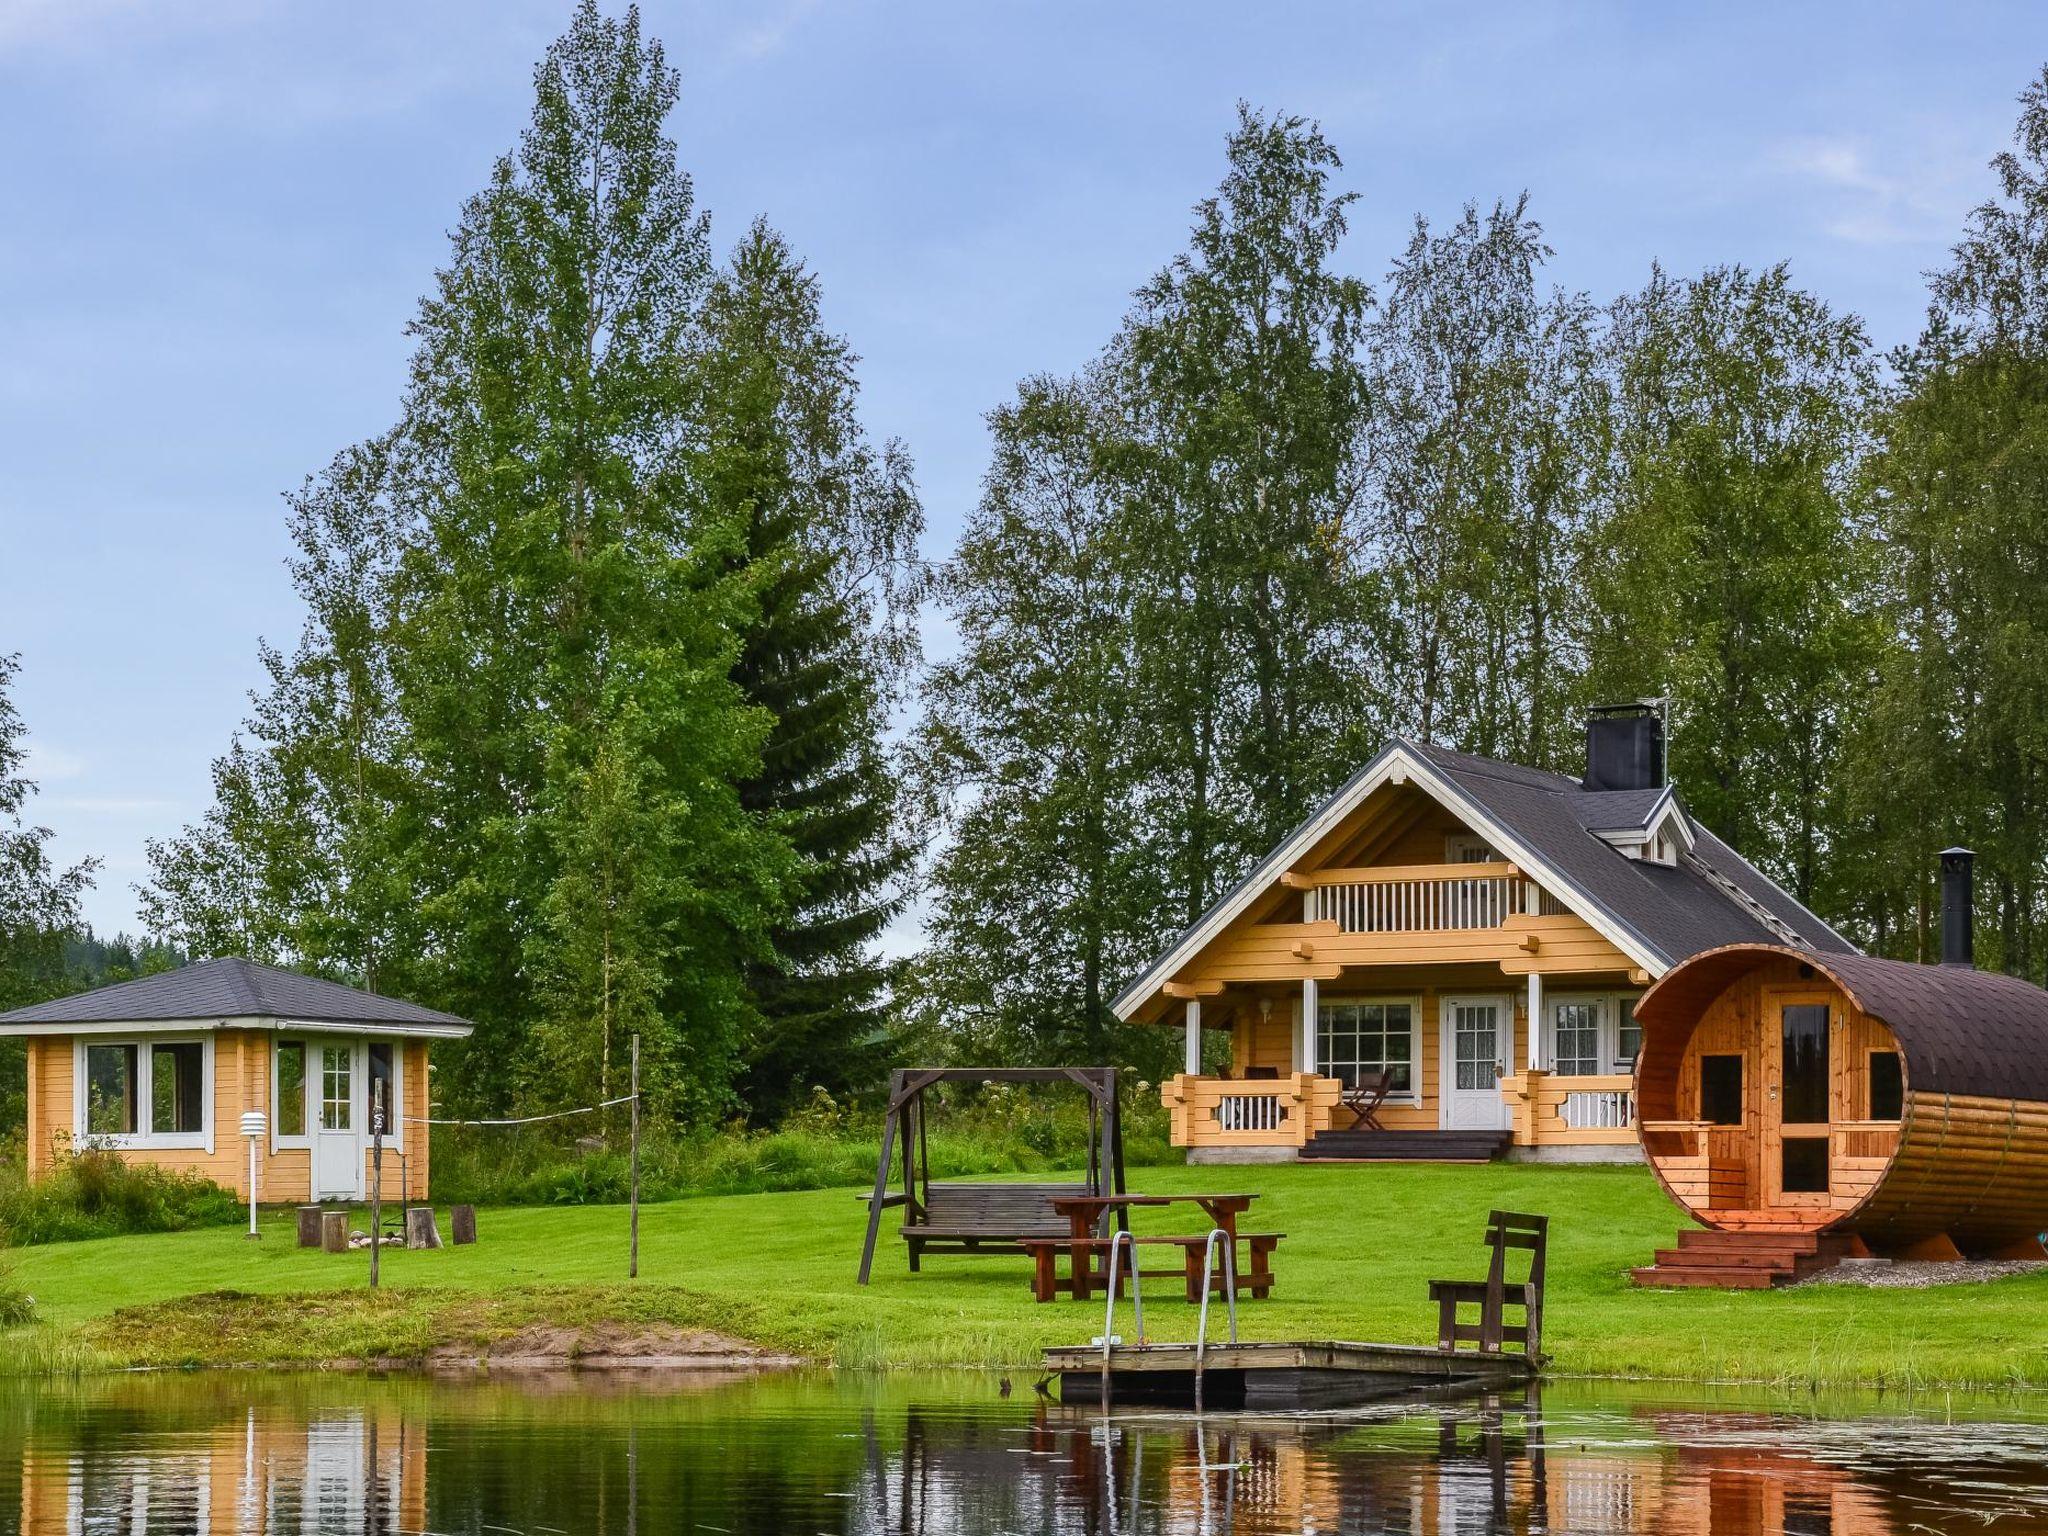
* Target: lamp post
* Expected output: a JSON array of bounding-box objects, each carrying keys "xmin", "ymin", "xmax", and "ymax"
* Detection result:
[{"xmin": 239, "ymin": 1110, "xmax": 266, "ymax": 1238}]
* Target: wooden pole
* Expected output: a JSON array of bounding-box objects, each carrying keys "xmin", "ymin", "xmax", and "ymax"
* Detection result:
[
  {"xmin": 369, "ymin": 1082, "xmax": 384, "ymax": 1289},
  {"xmin": 629, "ymin": 1033, "xmax": 641, "ymax": 1281}
]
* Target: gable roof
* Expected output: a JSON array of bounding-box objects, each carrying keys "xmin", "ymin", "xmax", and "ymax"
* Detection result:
[
  {"xmin": 0, "ymin": 957, "xmax": 474, "ymax": 1038},
  {"xmin": 1112, "ymin": 737, "xmax": 1855, "ymax": 1020}
]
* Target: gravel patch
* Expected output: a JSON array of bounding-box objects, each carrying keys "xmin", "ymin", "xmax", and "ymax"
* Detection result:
[{"xmin": 1799, "ymin": 1257, "xmax": 2048, "ymax": 1288}]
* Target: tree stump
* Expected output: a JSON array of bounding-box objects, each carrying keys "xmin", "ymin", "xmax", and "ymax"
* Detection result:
[
  {"xmin": 320, "ymin": 1211, "xmax": 349, "ymax": 1254},
  {"xmin": 404, "ymin": 1206, "xmax": 443, "ymax": 1250},
  {"xmin": 450, "ymin": 1204, "xmax": 477, "ymax": 1245},
  {"xmin": 297, "ymin": 1206, "xmax": 325, "ymax": 1248}
]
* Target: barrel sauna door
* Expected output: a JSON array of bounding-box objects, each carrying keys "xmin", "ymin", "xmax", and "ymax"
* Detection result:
[{"xmin": 1764, "ymin": 995, "xmax": 1835, "ymax": 1208}]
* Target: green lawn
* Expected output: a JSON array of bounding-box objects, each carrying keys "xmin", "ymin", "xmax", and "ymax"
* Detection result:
[{"xmin": 6, "ymin": 1160, "xmax": 2048, "ymax": 1388}]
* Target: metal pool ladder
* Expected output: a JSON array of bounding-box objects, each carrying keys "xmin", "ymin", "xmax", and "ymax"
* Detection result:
[
  {"xmin": 1095, "ymin": 1230, "xmax": 1145, "ymax": 1403},
  {"xmin": 1193, "ymin": 1228, "xmax": 1238, "ymax": 1411}
]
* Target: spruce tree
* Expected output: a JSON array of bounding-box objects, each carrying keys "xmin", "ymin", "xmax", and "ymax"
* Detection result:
[{"xmin": 698, "ymin": 223, "xmax": 922, "ymax": 1118}]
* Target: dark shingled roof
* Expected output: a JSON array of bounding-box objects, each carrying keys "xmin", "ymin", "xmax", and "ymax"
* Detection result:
[
  {"xmin": 1403, "ymin": 739, "xmax": 1854, "ymax": 966},
  {"xmin": 0, "ymin": 957, "xmax": 472, "ymax": 1032},
  {"xmin": 1637, "ymin": 944, "xmax": 2048, "ymax": 1104}
]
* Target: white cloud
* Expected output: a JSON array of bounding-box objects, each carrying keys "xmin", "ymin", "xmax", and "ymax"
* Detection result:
[
  {"xmin": 22, "ymin": 742, "xmax": 85, "ymax": 782},
  {"xmin": 1771, "ymin": 132, "xmax": 1978, "ymax": 248}
]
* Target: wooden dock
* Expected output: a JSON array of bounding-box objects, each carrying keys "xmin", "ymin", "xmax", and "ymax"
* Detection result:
[{"xmin": 1042, "ymin": 1338, "xmax": 1535, "ymax": 1409}]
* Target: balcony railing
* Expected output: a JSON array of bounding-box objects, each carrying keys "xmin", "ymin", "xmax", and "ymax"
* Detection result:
[{"xmin": 1302, "ymin": 863, "xmax": 1568, "ymax": 933}]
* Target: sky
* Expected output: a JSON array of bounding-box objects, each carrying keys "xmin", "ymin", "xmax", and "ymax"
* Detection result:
[{"xmin": 0, "ymin": 1, "xmax": 2041, "ymax": 941}]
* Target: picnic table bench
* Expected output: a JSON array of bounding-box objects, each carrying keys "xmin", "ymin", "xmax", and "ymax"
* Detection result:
[{"xmin": 1019, "ymin": 1193, "xmax": 1283, "ymax": 1303}]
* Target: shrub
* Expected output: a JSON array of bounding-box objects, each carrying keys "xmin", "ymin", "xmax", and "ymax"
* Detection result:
[
  {"xmin": 0, "ymin": 1147, "xmax": 242, "ymax": 1246},
  {"xmin": 430, "ymin": 1077, "xmax": 1177, "ymax": 1207}
]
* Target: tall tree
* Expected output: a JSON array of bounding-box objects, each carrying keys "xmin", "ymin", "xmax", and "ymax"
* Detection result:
[
  {"xmin": 1585, "ymin": 262, "xmax": 1874, "ymax": 903},
  {"xmin": 0, "ymin": 654, "xmax": 98, "ymax": 1128},
  {"xmin": 1856, "ymin": 65, "xmax": 2048, "ymax": 973},
  {"xmin": 915, "ymin": 369, "xmax": 1170, "ymax": 1065},
  {"xmin": 1119, "ymin": 106, "xmax": 1372, "ymax": 920},
  {"xmin": 699, "ymin": 221, "xmax": 924, "ymax": 1118},
  {"xmin": 146, "ymin": 3, "xmax": 793, "ymax": 1122},
  {"xmin": 1359, "ymin": 196, "xmax": 1604, "ymax": 767}
]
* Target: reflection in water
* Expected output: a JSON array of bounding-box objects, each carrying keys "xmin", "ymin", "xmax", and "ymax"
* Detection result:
[{"xmin": 4, "ymin": 1370, "xmax": 2048, "ymax": 1533}]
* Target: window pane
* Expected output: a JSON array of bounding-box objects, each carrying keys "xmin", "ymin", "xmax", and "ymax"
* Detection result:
[
  {"xmin": 1781, "ymin": 1136, "xmax": 1829, "ymax": 1193},
  {"xmin": 321, "ymin": 1046, "xmax": 353, "ymax": 1131},
  {"xmin": 1700, "ymin": 1054, "xmax": 1744, "ymax": 1125},
  {"xmin": 1552, "ymin": 1001, "xmax": 1601, "ymax": 1076},
  {"xmin": 369, "ymin": 1042, "xmax": 395, "ymax": 1133},
  {"xmin": 85, "ymin": 1044, "xmax": 137, "ymax": 1136},
  {"xmin": 1781, "ymin": 1005, "xmax": 1831, "ymax": 1123},
  {"xmin": 150, "ymin": 1042, "xmax": 204, "ymax": 1134},
  {"xmin": 1616, "ymin": 1001, "xmax": 1642, "ymax": 1067},
  {"xmin": 276, "ymin": 1042, "xmax": 306, "ymax": 1137},
  {"xmin": 1317, "ymin": 999, "xmax": 1413, "ymax": 1093},
  {"xmin": 1868, "ymin": 1051, "xmax": 1903, "ymax": 1121}
]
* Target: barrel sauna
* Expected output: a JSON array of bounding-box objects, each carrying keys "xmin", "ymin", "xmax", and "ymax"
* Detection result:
[{"xmin": 1633, "ymin": 943, "xmax": 2048, "ymax": 1263}]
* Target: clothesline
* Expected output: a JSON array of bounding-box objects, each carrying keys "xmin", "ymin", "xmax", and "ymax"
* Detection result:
[{"xmin": 404, "ymin": 1093, "xmax": 640, "ymax": 1128}]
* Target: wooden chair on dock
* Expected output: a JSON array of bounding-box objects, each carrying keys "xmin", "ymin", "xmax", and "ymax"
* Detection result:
[{"xmin": 1429, "ymin": 1210, "xmax": 1547, "ymax": 1358}]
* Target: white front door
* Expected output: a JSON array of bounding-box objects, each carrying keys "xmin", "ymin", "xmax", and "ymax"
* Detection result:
[
  {"xmin": 312, "ymin": 1040, "xmax": 362, "ymax": 1199},
  {"xmin": 1440, "ymin": 995, "xmax": 1511, "ymax": 1130}
]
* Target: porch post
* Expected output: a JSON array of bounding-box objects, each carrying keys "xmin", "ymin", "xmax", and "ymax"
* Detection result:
[
  {"xmin": 1183, "ymin": 998, "xmax": 1202, "ymax": 1076},
  {"xmin": 1301, "ymin": 976, "xmax": 1318, "ymax": 1075},
  {"xmin": 1526, "ymin": 970, "xmax": 1543, "ymax": 1072}
]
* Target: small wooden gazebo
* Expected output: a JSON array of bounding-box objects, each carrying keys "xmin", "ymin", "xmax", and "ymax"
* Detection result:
[
  {"xmin": 856, "ymin": 1068, "xmax": 1127, "ymax": 1283},
  {"xmin": 1633, "ymin": 942, "xmax": 2048, "ymax": 1267}
]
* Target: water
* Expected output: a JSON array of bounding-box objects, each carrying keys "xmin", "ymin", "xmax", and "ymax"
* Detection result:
[{"xmin": 4, "ymin": 1368, "xmax": 2048, "ymax": 1534}]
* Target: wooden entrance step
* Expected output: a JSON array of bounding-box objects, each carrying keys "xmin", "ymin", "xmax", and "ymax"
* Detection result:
[
  {"xmin": 1299, "ymin": 1129, "xmax": 1511, "ymax": 1163},
  {"xmin": 1632, "ymin": 1226, "xmax": 1855, "ymax": 1289}
]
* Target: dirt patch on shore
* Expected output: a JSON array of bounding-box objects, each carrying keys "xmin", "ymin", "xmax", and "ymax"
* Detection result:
[{"xmin": 425, "ymin": 1322, "xmax": 804, "ymax": 1371}]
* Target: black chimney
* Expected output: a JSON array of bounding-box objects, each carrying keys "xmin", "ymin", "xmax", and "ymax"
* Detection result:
[
  {"xmin": 1582, "ymin": 703, "xmax": 1666, "ymax": 793},
  {"xmin": 1940, "ymin": 847, "xmax": 1974, "ymax": 968}
]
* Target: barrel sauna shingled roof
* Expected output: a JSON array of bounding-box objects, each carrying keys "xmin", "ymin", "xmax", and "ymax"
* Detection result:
[
  {"xmin": 1636, "ymin": 944, "xmax": 2048, "ymax": 1104},
  {"xmin": 0, "ymin": 956, "xmax": 473, "ymax": 1031}
]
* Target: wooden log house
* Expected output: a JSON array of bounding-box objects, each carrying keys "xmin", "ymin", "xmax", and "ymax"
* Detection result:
[{"xmin": 1117, "ymin": 705, "xmax": 1854, "ymax": 1163}]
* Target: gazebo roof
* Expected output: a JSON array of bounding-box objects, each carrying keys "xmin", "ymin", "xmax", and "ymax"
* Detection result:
[{"xmin": 0, "ymin": 957, "xmax": 473, "ymax": 1039}]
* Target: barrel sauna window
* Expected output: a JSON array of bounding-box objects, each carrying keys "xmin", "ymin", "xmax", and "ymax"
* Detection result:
[
  {"xmin": 1699, "ymin": 1055, "xmax": 1743, "ymax": 1124},
  {"xmin": 1868, "ymin": 1052, "xmax": 1903, "ymax": 1120}
]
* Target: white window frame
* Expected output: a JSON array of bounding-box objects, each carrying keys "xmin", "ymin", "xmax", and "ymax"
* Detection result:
[
  {"xmin": 1546, "ymin": 994, "xmax": 1644, "ymax": 1077},
  {"xmin": 270, "ymin": 1036, "xmax": 403, "ymax": 1152},
  {"xmin": 72, "ymin": 1036, "xmax": 214, "ymax": 1152},
  {"xmin": 1316, "ymin": 994, "xmax": 1423, "ymax": 1103}
]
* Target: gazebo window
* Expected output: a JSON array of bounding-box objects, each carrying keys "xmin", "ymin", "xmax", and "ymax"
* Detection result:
[
  {"xmin": 275, "ymin": 1041, "xmax": 307, "ymax": 1138},
  {"xmin": 150, "ymin": 1042, "xmax": 205, "ymax": 1135},
  {"xmin": 75, "ymin": 1037, "xmax": 211, "ymax": 1148},
  {"xmin": 84, "ymin": 1044, "xmax": 138, "ymax": 1137}
]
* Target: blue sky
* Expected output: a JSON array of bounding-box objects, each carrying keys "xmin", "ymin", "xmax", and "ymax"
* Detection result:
[{"xmin": 0, "ymin": 2, "xmax": 2040, "ymax": 939}]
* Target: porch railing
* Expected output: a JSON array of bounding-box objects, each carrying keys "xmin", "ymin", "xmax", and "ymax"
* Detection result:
[
  {"xmin": 1503, "ymin": 1071, "xmax": 1639, "ymax": 1146},
  {"xmin": 1305, "ymin": 864, "xmax": 1568, "ymax": 933},
  {"xmin": 1161, "ymin": 1074, "xmax": 1342, "ymax": 1149},
  {"xmin": 1560, "ymin": 1085, "xmax": 1635, "ymax": 1130}
]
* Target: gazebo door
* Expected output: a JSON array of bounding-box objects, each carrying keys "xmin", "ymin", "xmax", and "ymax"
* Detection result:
[
  {"xmin": 1765, "ymin": 997, "xmax": 1834, "ymax": 1208},
  {"xmin": 312, "ymin": 1040, "xmax": 364, "ymax": 1200}
]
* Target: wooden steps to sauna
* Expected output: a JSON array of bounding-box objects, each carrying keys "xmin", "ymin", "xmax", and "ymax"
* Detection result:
[
  {"xmin": 1299, "ymin": 1129, "xmax": 1511, "ymax": 1163},
  {"xmin": 1631, "ymin": 1226, "xmax": 1855, "ymax": 1289}
]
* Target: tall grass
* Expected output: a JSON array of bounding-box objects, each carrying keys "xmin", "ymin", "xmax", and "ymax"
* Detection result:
[
  {"xmin": 430, "ymin": 1080, "xmax": 1177, "ymax": 1207},
  {"xmin": 0, "ymin": 1147, "xmax": 242, "ymax": 1246}
]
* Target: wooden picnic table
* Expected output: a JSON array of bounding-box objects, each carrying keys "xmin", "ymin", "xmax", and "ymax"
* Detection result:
[{"xmin": 1031, "ymin": 1192, "xmax": 1276, "ymax": 1303}]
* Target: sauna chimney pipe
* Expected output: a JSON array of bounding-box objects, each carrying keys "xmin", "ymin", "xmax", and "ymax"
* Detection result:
[{"xmin": 1940, "ymin": 847, "xmax": 1975, "ymax": 968}]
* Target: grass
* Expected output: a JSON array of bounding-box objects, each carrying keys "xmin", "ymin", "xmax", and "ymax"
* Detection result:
[{"xmin": 3, "ymin": 1161, "xmax": 2048, "ymax": 1388}]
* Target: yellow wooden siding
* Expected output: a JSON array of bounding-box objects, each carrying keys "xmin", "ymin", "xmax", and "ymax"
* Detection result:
[{"xmin": 21, "ymin": 1032, "xmax": 445, "ymax": 1204}]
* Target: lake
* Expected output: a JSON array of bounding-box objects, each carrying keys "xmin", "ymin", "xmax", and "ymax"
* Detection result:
[{"xmin": 4, "ymin": 1367, "xmax": 2048, "ymax": 1533}]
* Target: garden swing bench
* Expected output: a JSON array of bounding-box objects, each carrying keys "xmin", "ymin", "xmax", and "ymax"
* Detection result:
[{"xmin": 855, "ymin": 1067, "xmax": 1128, "ymax": 1283}]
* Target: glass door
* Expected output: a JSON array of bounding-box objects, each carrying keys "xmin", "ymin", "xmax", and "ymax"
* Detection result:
[
  {"xmin": 312, "ymin": 1041, "xmax": 361, "ymax": 1199},
  {"xmin": 1768, "ymin": 1001, "xmax": 1833, "ymax": 1206},
  {"xmin": 1441, "ymin": 995, "xmax": 1510, "ymax": 1130}
]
